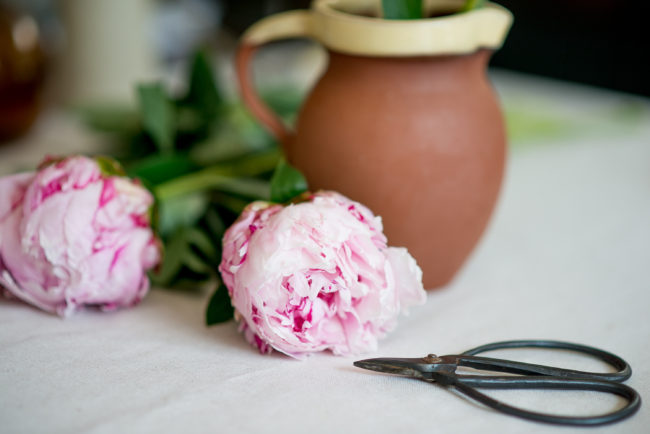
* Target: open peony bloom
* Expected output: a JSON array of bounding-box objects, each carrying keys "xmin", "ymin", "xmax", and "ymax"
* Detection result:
[
  {"xmin": 219, "ymin": 191, "xmax": 426, "ymax": 358},
  {"xmin": 0, "ymin": 156, "xmax": 160, "ymax": 317}
]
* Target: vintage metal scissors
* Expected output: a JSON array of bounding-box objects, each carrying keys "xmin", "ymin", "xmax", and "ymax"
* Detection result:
[{"xmin": 354, "ymin": 340, "xmax": 641, "ymax": 426}]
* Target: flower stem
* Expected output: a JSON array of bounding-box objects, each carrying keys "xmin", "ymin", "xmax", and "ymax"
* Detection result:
[{"xmin": 153, "ymin": 148, "xmax": 280, "ymax": 201}]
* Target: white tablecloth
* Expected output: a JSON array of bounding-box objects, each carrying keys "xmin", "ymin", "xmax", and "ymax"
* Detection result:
[{"xmin": 1, "ymin": 72, "xmax": 649, "ymax": 433}]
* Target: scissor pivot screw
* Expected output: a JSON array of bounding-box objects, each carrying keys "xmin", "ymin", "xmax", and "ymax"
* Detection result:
[{"xmin": 424, "ymin": 354, "xmax": 440, "ymax": 363}]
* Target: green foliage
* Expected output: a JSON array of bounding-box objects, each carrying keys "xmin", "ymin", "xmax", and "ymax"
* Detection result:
[
  {"xmin": 381, "ymin": 0, "xmax": 423, "ymax": 19},
  {"xmin": 461, "ymin": 0, "xmax": 486, "ymax": 12},
  {"xmin": 153, "ymin": 226, "xmax": 218, "ymax": 286},
  {"xmin": 205, "ymin": 281, "xmax": 234, "ymax": 325},
  {"xmin": 77, "ymin": 105, "xmax": 140, "ymax": 136},
  {"xmin": 270, "ymin": 159, "xmax": 309, "ymax": 203},
  {"xmin": 380, "ymin": 0, "xmax": 485, "ymax": 18},
  {"xmin": 128, "ymin": 153, "xmax": 197, "ymax": 186},
  {"xmin": 182, "ymin": 51, "xmax": 224, "ymax": 124},
  {"xmin": 94, "ymin": 156, "xmax": 126, "ymax": 177},
  {"xmin": 137, "ymin": 83, "xmax": 176, "ymax": 153},
  {"xmin": 157, "ymin": 192, "xmax": 210, "ymax": 237},
  {"xmin": 172, "ymin": 50, "xmax": 225, "ymax": 145}
]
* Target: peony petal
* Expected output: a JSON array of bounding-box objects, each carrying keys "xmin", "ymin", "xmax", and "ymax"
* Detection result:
[
  {"xmin": 0, "ymin": 156, "xmax": 160, "ymax": 316},
  {"xmin": 219, "ymin": 191, "xmax": 426, "ymax": 358},
  {"xmin": 386, "ymin": 247, "xmax": 426, "ymax": 311},
  {"xmin": 0, "ymin": 172, "xmax": 33, "ymax": 221}
]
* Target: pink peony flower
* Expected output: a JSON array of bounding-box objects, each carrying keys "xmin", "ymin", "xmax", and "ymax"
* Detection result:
[
  {"xmin": 0, "ymin": 156, "xmax": 160, "ymax": 317},
  {"xmin": 219, "ymin": 191, "xmax": 426, "ymax": 358}
]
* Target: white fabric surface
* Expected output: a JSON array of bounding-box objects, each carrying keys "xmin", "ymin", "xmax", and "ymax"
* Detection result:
[{"xmin": 1, "ymin": 73, "xmax": 650, "ymax": 433}]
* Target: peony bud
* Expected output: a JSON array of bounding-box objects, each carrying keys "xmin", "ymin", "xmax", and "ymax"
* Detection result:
[
  {"xmin": 0, "ymin": 156, "xmax": 160, "ymax": 316},
  {"xmin": 219, "ymin": 191, "xmax": 426, "ymax": 358}
]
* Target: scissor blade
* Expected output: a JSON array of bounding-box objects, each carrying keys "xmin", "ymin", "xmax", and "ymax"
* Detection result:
[{"xmin": 353, "ymin": 357, "xmax": 435, "ymax": 379}]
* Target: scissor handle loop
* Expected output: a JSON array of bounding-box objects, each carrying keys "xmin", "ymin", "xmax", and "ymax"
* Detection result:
[
  {"xmin": 460, "ymin": 339, "xmax": 631, "ymax": 382},
  {"xmin": 450, "ymin": 376, "xmax": 641, "ymax": 426},
  {"xmin": 441, "ymin": 340, "xmax": 642, "ymax": 426}
]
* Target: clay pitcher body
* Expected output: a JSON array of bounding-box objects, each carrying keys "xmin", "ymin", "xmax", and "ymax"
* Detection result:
[{"xmin": 236, "ymin": 0, "xmax": 513, "ymax": 288}]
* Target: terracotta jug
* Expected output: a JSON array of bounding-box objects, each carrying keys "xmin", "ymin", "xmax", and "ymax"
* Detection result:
[{"xmin": 236, "ymin": 0, "xmax": 513, "ymax": 289}]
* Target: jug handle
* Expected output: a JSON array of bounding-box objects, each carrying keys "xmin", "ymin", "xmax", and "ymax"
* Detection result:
[{"xmin": 235, "ymin": 10, "xmax": 313, "ymax": 148}]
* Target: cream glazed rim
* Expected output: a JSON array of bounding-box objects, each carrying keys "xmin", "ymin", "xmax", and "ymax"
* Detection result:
[{"xmin": 242, "ymin": 0, "xmax": 513, "ymax": 56}]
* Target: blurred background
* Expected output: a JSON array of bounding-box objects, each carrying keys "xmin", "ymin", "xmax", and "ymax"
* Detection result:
[{"xmin": 0, "ymin": 0, "xmax": 648, "ymax": 146}]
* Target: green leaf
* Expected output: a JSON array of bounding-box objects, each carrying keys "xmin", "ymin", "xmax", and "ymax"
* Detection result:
[
  {"xmin": 269, "ymin": 159, "xmax": 308, "ymax": 203},
  {"xmin": 158, "ymin": 192, "xmax": 209, "ymax": 236},
  {"xmin": 152, "ymin": 149, "xmax": 281, "ymax": 202},
  {"xmin": 461, "ymin": 0, "xmax": 485, "ymax": 12},
  {"xmin": 183, "ymin": 227, "xmax": 217, "ymax": 260},
  {"xmin": 212, "ymin": 192, "xmax": 250, "ymax": 215},
  {"xmin": 206, "ymin": 281, "xmax": 234, "ymax": 325},
  {"xmin": 152, "ymin": 226, "xmax": 217, "ymax": 286},
  {"xmin": 382, "ymin": 0, "xmax": 422, "ymax": 19},
  {"xmin": 213, "ymin": 177, "xmax": 270, "ymax": 200},
  {"xmin": 183, "ymin": 249, "xmax": 212, "ymax": 274},
  {"xmin": 75, "ymin": 104, "xmax": 140, "ymax": 135},
  {"xmin": 137, "ymin": 83, "xmax": 175, "ymax": 153},
  {"xmin": 204, "ymin": 208, "xmax": 226, "ymax": 240},
  {"xmin": 261, "ymin": 86, "xmax": 305, "ymax": 119},
  {"xmin": 127, "ymin": 153, "xmax": 197, "ymax": 186},
  {"xmin": 175, "ymin": 106, "xmax": 206, "ymax": 135},
  {"xmin": 94, "ymin": 156, "xmax": 126, "ymax": 177},
  {"xmin": 152, "ymin": 229, "xmax": 187, "ymax": 284},
  {"xmin": 209, "ymin": 148, "xmax": 281, "ymax": 178},
  {"xmin": 188, "ymin": 106, "xmax": 275, "ymax": 164},
  {"xmin": 184, "ymin": 51, "xmax": 223, "ymax": 123}
]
